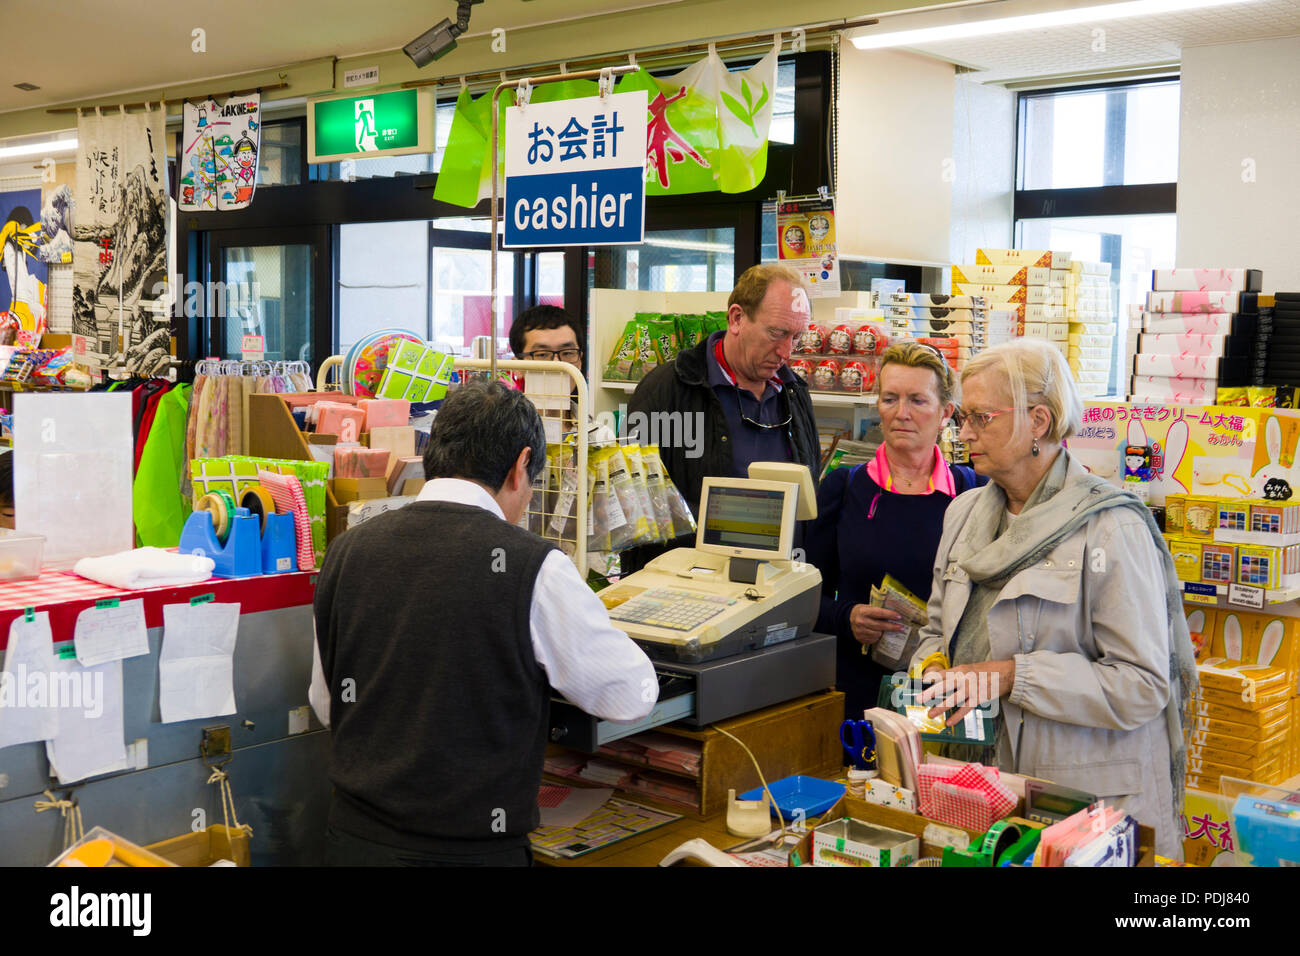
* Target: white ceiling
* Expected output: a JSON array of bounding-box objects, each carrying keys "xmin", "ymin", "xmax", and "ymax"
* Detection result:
[
  {"xmin": 903, "ymin": 0, "xmax": 1300, "ymax": 84},
  {"xmin": 0, "ymin": 0, "xmax": 680, "ymax": 113}
]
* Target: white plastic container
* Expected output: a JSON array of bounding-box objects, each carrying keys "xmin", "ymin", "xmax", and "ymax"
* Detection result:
[{"xmin": 0, "ymin": 528, "xmax": 45, "ymax": 581}]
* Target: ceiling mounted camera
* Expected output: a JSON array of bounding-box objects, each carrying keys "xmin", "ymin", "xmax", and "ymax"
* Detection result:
[{"xmin": 404, "ymin": 0, "xmax": 485, "ymax": 68}]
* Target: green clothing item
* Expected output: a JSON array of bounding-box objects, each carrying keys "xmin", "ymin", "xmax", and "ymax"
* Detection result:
[{"xmin": 134, "ymin": 384, "xmax": 191, "ymax": 547}]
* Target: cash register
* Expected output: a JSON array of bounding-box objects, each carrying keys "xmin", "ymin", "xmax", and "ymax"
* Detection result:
[{"xmin": 548, "ymin": 462, "xmax": 836, "ymax": 752}]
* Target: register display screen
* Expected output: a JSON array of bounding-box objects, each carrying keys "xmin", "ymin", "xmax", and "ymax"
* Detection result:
[{"xmin": 701, "ymin": 487, "xmax": 786, "ymax": 553}]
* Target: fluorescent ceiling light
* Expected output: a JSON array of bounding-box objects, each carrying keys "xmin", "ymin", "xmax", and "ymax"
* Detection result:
[
  {"xmin": 0, "ymin": 138, "xmax": 77, "ymax": 159},
  {"xmin": 643, "ymin": 238, "xmax": 733, "ymax": 253},
  {"xmin": 850, "ymin": 0, "xmax": 1257, "ymax": 49}
]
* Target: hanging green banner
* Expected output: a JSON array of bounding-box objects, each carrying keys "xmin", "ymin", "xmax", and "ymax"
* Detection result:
[{"xmin": 433, "ymin": 41, "xmax": 780, "ymax": 208}]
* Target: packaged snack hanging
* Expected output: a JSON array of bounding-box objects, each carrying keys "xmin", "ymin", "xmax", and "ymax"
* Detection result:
[
  {"xmin": 606, "ymin": 446, "xmax": 652, "ymax": 544},
  {"xmin": 622, "ymin": 444, "xmax": 666, "ymax": 543},
  {"xmin": 640, "ymin": 444, "xmax": 676, "ymax": 542}
]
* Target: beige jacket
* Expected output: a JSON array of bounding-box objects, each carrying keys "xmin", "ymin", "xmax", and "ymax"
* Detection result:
[{"xmin": 911, "ymin": 473, "xmax": 1181, "ymax": 859}]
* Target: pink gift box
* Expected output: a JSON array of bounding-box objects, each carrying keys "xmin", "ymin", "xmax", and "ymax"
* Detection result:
[
  {"xmin": 316, "ymin": 402, "xmax": 366, "ymax": 442},
  {"xmin": 359, "ymin": 398, "xmax": 411, "ymax": 431},
  {"xmin": 1151, "ymin": 268, "xmax": 1261, "ymax": 292},
  {"xmin": 334, "ymin": 445, "xmax": 391, "ymax": 479}
]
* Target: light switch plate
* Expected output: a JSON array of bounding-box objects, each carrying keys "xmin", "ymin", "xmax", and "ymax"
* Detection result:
[{"xmin": 288, "ymin": 706, "xmax": 310, "ymax": 735}]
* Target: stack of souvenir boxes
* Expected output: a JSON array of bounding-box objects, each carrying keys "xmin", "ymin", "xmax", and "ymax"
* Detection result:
[
  {"xmin": 952, "ymin": 249, "xmax": 1072, "ymax": 347},
  {"xmin": 1129, "ymin": 269, "xmax": 1263, "ymax": 403},
  {"xmin": 1066, "ymin": 260, "xmax": 1115, "ymax": 398},
  {"xmin": 886, "ymin": 293, "xmax": 992, "ymax": 372},
  {"xmin": 1186, "ymin": 652, "xmax": 1294, "ymax": 794},
  {"xmin": 1265, "ymin": 292, "xmax": 1300, "ymax": 386}
]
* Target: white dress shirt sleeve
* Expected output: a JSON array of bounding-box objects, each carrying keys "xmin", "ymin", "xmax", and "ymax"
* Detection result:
[
  {"xmin": 531, "ymin": 550, "xmax": 659, "ymax": 722},
  {"xmin": 308, "ymin": 619, "xmax": 330, "ymax": 729}
]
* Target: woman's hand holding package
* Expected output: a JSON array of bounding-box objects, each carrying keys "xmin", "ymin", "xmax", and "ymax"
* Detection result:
[
  {"xmin": 919, "ymin": 660, "xmax": 1015, "ymax": 727},
  {"xmin": 849, "ymin": 604, "xmax": 906, "ymax": 647}
]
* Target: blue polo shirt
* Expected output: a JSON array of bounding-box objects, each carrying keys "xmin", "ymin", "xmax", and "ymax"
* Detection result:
[{"xmin": 705, "ymin": 331, "xmax": 795, "ymax": 477}]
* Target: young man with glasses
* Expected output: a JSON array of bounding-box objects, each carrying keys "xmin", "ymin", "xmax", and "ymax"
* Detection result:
[
  {"xmin": 625, "ymin": 265, "xmax": 821, "ymax": 568},
  {"xmin": 509, "ymin": 304, "xmax": 614, "ymax": 445}
]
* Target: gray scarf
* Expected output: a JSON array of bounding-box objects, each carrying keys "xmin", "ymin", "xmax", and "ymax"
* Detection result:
[{"xmin": 951, "ymin": 449, "xmax": 1199, "ymax": 814}]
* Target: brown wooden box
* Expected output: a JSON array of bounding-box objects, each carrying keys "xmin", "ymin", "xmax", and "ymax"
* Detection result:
[
  {"xmin": 145, "ymin": 825, "xmax": 250, "ymax": 867},
  {"xmin": 248, "ymin": 392, "xmax": 347, "ymax": 543},
  {"xmin": 548, "ymin": 691, "xmax": 844, "ymax": 819}
]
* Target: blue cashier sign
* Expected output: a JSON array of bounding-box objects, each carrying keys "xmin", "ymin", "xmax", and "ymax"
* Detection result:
[{"xmin": 503, "ymin": 90, "xmax": 647, "ymax": 249}]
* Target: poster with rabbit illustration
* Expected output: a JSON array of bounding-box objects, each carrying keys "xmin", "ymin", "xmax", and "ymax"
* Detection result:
[{"xmin": 1067, "ymin": 402, "xmax": 1282, "ymax": 506}]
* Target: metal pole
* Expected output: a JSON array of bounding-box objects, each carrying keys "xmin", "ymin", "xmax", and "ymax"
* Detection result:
[{"xmin": 488, "ymin": 64, "xmax": 638, "ymax": 378}]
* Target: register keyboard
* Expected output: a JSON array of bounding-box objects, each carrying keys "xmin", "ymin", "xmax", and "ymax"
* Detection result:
[{"xmin": 608, "ymin": 588, "xmax": 738, "ymax": 632}]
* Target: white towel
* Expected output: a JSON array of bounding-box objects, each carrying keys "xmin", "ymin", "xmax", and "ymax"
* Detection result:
[{"xmin": 73, "ymin": 547, "xmax": 215, "ymax": 590}]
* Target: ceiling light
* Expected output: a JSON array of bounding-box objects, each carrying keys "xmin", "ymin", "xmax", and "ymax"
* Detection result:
[
  {"xmin": 14, "ymin": 82, "xmax": 40, "ymax": 91},
  {"xmin": 849, "ymin": 0, "xmax": 1258, "ymax": 49},
  {"xmin": 0, "ymin": 138, "xmax": 77, "ymax": 159}
]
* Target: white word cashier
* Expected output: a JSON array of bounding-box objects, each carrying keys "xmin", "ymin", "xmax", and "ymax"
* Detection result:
[{"xmin": 513, "ymin": 182, "xmax": 636, "ymax": 232}]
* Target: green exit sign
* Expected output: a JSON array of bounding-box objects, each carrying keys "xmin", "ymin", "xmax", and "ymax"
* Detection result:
[{"xmin": 308, "ymin": 87, "xmax": 434, "ymax": 163}]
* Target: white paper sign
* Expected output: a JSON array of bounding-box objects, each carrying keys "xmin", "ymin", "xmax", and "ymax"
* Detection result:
[
  {"xmin": 45, "ymin": 657, "xmax": 128, "ymax": 784},
  {"xmin": 74, "ymin": 599, "xmax": 149, "ymax": 667},
  {"xmin": 159, "ymin": 603, "xmax": 241, "ymax": 723},
  {"xmin": 0, "ymin": 613, "xmax": 60, "ymax": 751},
  {"xmin": 344, "ymin": 66, "xmax": 379, "ymax": 88},
  {"xmin": 1228, "ymin": 583, "xmax": 1265, "ymax": 609}
]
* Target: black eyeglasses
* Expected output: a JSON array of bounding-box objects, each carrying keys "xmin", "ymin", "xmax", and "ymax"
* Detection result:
[
  {"xmin": 522, "ymin": 348, "xmax": 581, "ymax": 362},
  {"xmin": 733, "ymin": 385, "xmax": 792, "ymax": 429}
]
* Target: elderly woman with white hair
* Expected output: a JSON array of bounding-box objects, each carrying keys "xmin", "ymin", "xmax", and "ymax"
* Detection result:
[{"xmin": 910, "ymin": 339, "xmax": 1198, "ymax": 859}]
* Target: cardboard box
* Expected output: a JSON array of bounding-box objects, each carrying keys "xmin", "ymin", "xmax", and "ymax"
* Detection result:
[
  {"xmin": 1071, "ymin": 260, "xmax": 1112, "ymax": 277},
  {"xmin": 951, "ymin": 282, "xmax": 1027, "ymax": 304},
  {"xmin": 1152, "ymin": 269, "xmax": 1262, "ymax": 293},
  {"xmin": 1180, "ymin": 788, "xmax": 1236, "ymax": 866},
  {"xmin": 1138, "ymin": 333, "xmax": 1249, "ymax": 357},
  {"xmin": 1200, "ymin": 542, "xmax": 1237, "ymax": 585},
  {"xmin": 1169, "ymin": 537, "xmax": 1204, "ymax": 580},
  {"xmin": 1148, "ymin": 291, "xmax": 1248, "ymax": 314},
  {"xmin": 890, "ymin": 292, "xmax": 989, "ymax": 309},
  {"xmin": 367, "ymin": 425, "xmax": 417, "ymax": 479},
  {"xmin": 975, "ymin": 249, "xmax": 1071, "ymax": 269},
  {"xmin": 1143, "ymin": 312, "xmax": 1261, "ymax": 336},
  {"xmin": 1129, "ymin": 376, "xmax": 1219, "ymax": 404},
  {"xmin": 809, "ymin": 816, "xmax": 919, "ymax": 867},
  {"xmin": 952, "ymin": 264, "xmax": 1052, "ymax": 285},
  {"xmin": 788, "ymin": 794, "xmax": 985, "ymax": 865},
  {"xmin": 332, "ymin": 477, "xmax": 389, "ymax": 502}
]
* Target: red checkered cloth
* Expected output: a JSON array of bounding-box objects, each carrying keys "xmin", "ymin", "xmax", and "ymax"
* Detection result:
[
  {"xmin": 930, "ymin": 781, "xmax": 997, "ymax": 832},
  {"xmin": 916, "ymin": 763, "xmax": 956, "ymax": 816},
  {"xmin": 538, "ymin": 785, "xmax": 570, "ymax": 809},
  {"xmin": 947, "ymin": 763, "xmax": 1016, "ymax": 819},
  {"xmin": 257, "ymin": 470, "xmax": 314, "ymax": 571},
  {"xmin": 0, "ymin": 570, "xmax": 132, "ymax": 612}
]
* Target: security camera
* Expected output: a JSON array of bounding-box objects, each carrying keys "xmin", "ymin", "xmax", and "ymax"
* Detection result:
[{"xmin": 404, "ymin": 0, "xmax": 484, "ymax": 68}]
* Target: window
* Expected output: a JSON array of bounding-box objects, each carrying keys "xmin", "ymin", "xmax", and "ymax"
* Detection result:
[
  {"xmin": 257, "ymin": 120, "xmax": 304, "ymax": 187},
  {"xmin": 1015, "ymin": 78, "xmax": 1180, "ymax": 396},
  {"xmin": 337, "ymin": 220, "xmax": 431, "ymax": 354},
  {"xmin": 588, "ymin": 228, "xmax": 735, "ymax": 293}
]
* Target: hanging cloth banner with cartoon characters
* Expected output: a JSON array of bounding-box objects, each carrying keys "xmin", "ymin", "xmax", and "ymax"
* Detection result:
[
  {"xmin": 433, "ymin": 40, "xmax": 780, "ymax": 208},
  {"xmin": 0, "ymin": 188, "xmax": 48, "ymax": 346},
  {"xmin": 72, "ymin": 104, "xmax": 171, "ymax": 376},
  {"xmin": 179, "ymin": 93, "xmax": 261, "ymax": 212}
]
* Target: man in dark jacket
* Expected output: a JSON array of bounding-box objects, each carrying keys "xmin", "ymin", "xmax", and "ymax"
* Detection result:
[{"xmin": 625, "ymin": 264, "xmax": 821, "ymax": 569}]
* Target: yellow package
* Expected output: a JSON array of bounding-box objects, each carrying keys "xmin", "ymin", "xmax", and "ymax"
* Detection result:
[
  {"xmin": 1182, "ymin": 496, "xmax": 1219, "ymax": 539},
  {"xmin": 605, "ymin": 446, "xmax": 652, "ymax": 546},
  {"xmin": 1216, "ymin": 499, "xmax": 1251, "ymax": 535},
  {"xmin": 1248, "ymin": 386, "xmax": 1278, "ymax": 408},
  {"xmin": 1164, "ymin": 493, "xmax": 1187, "ymax": 534},
  {"xmin": 1206, "ymin": 610, "xmax": 1300, "ymax": 675},
  {"xmin": 1186, "ymin": 711, "xmax": 1290, "ymax": 740},
  {"xmin": 1197, "ymin": 658, "xmax": 1290, "ymax": 695},
  {"xmin": 1216, "ymin": 386, "xmax": 1249, "ymax": 407},
  {"xmin": 1187, "ymin": 694, "xmax": 1290, "ymax": 723},
  {"xmin": 1200, "ymin": 543, "xmax": 1236, "ymax": 585},
  {"xmin": 1186, "ymin": 728, "xmax": 1289, "ymax": 759},
  {"xmin": 1169, "ymin": 537, "xmax": 1203, "ymax": 581},
  {"xmin": 1249, "ymin": 500, "xmax": 1300, "ymax": 535},
  {"xmin": 1237, "ymin": 544, "xmax": 1283, "ymax": 588}
]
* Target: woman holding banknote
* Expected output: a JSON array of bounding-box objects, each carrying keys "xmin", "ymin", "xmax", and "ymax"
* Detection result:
[
  {"xmin": 908, "ymin": 339, "xmax": 1197, "ymax": 859},
  {"xmin": 804, "ymin": 342, "xmax": 984, "ymax": 723}
]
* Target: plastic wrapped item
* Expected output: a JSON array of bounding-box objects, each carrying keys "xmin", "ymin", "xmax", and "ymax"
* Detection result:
[
  {"xmin": 839, "ymin": 360, "xmax": 873, "ymax": 394},
  {"xmin": 789, "ymin": 358, "xmax": 814, "ymax": 384},
  {"xmin": 852, "ymin": 322, "xmax": 890, "ymax": 356},
  {"xmin": 603, "ymin": 320, "xmax": 640, "ymax": 382},
  {"xmin": 828, "ymin": 325, "xmax": 854, "ymax": 355},
  {"xmin": 621, "ymin": 444, "xmax": 665, "ymax": 544},
  {"xmin": 649, "ymin": 319, "xmax": 680, "ymax": 366},
  {"xmin": 812, "ymin": 360, "xmax": 840, "ymax": 391},
  {"xmin": 547, "ymin": 444, "xmax": 579, "ymax": 540},
  {"xmin": 663, "ymin": 471, "xmax": 697, "ymax": 539},
  {"xmin": 14, "ymin": 393, "xmax": 134, "ymax": 568},
  {"xmin": 639, "ymin": 444, "xmax": 676, "ymax": 543},
  {"xmin": 594, "ymin": 449, "xmax": 634, "ymax": 551},
  {"xmin": 48, "ymin": 826, "xmax": 177, "ymax": 867},
  {"xmin": 0, "ymin": 528, "xmax": 45, "ymax": 581},
  {"xmin": 606, "ymin": 446, "xmax": 652, "ymax": 544},
  {"xmin": 797, "ymin": 323, "xmax": 829, "ymax": 354}
]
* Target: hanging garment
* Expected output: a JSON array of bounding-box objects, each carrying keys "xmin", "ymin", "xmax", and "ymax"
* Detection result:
[
  {"xmin": 181, "ymin": 372, "xmax": 208, "ymax": 503},
  {"xmin": 133, "ymin": 381, "xmax": 171, "ymax": 474},
  {"xmin": 225, "ymin": 374, "xmax": 245, "ymax": 457},
  {"xmin": 134, "ymin": 384, "xmax": 191, "ymax": 547},
  {"xmin": 179, "ymin": 99, "xmax": 220, "ymax": 211}
]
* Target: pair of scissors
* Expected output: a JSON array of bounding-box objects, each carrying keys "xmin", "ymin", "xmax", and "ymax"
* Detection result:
[{"xmin": 839, "ymin": 719, "xmax": 877, "ymax": 773}]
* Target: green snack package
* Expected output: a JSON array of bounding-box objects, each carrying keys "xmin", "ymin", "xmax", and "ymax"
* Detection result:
[
  {"xmin": 677, "ymin": 314, "xmax": 705, "ymax": 349},
  {"xmin": 603, "ymin": 320, "xmax": 639, "ymax": 382},
  {"xmin": 704, "ymin": 313, "xmax": 729, "ymax": 336},
  {"xmin": 631, "ymin": 320, "xmax": 657, "ymax": 381},
  {"xmin": 649, "ymin": 319, "xmax": 680, "ymax": 365}
]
